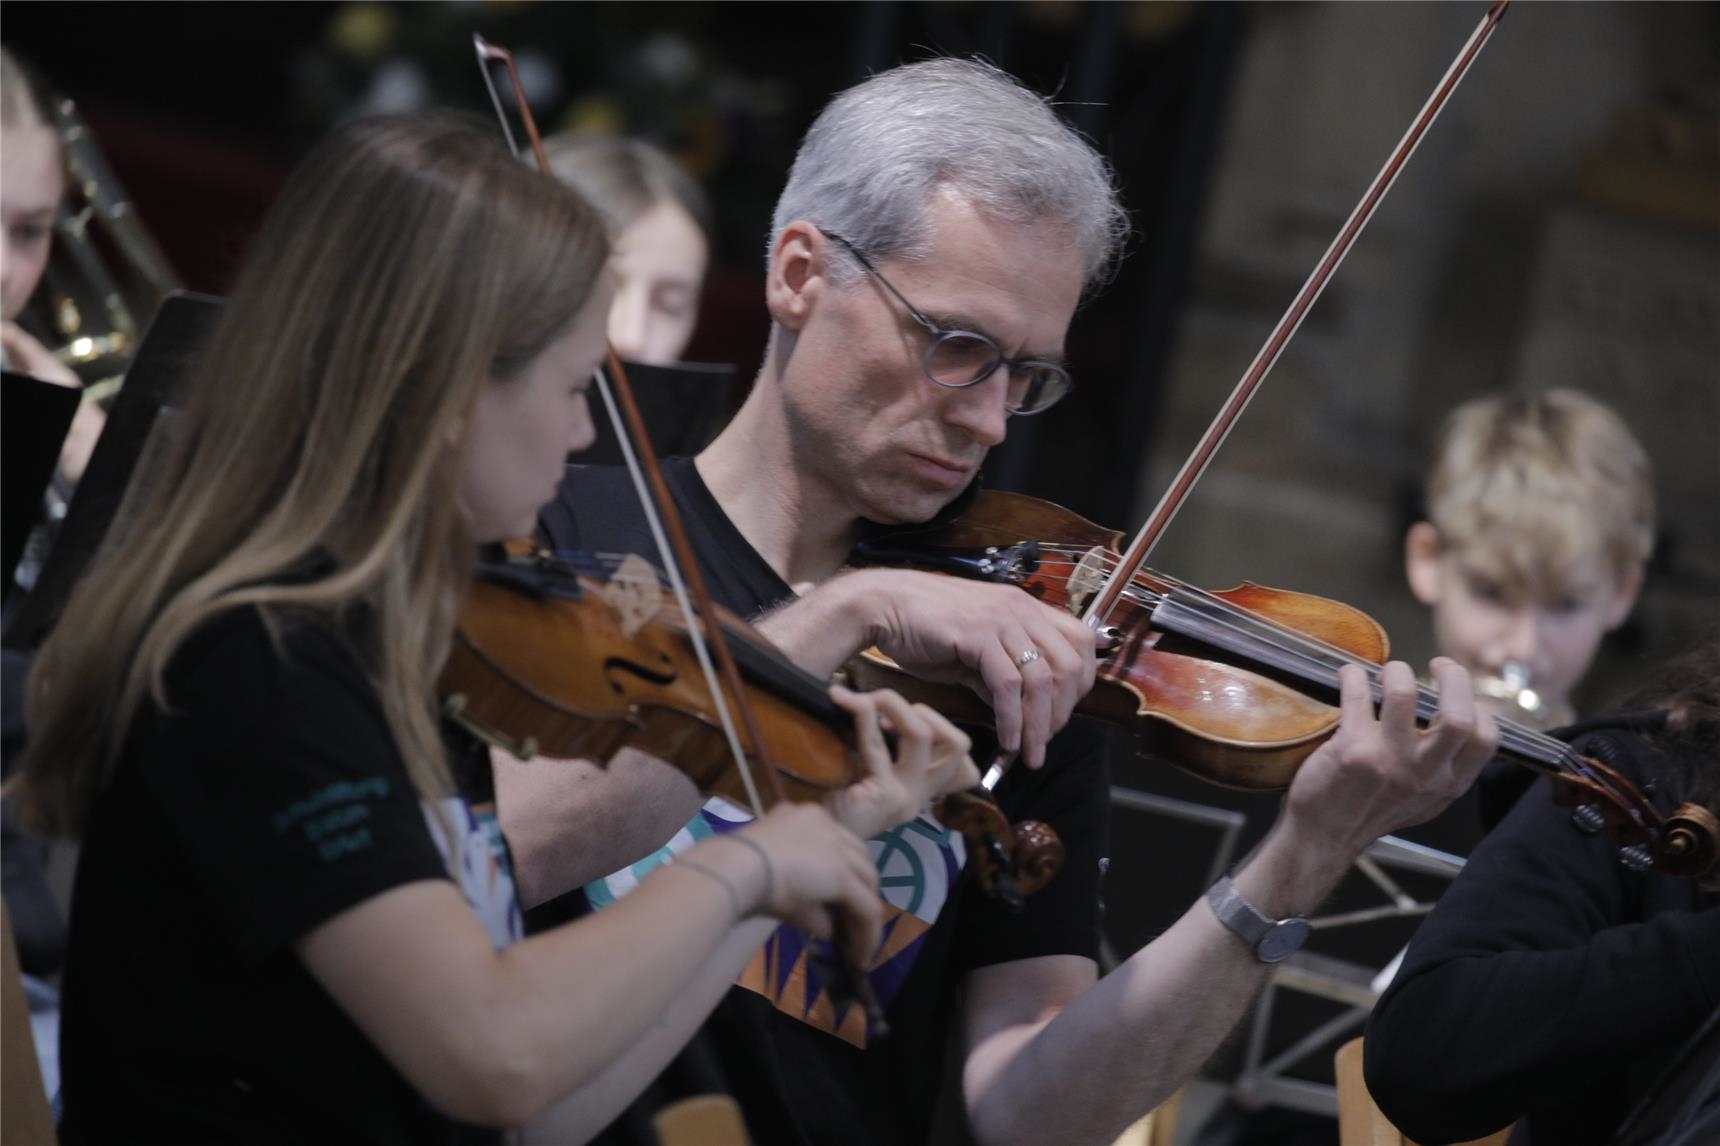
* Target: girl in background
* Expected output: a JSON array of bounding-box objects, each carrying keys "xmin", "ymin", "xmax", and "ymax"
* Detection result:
[{"xmin": 547, "ymin": 135, "xmax": 711, "ymax": 366}]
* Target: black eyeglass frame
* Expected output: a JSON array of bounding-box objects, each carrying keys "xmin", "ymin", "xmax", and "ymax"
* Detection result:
[{"xmin": 820, "ymin": 230, "xmax": 1074, "ymax": 416}]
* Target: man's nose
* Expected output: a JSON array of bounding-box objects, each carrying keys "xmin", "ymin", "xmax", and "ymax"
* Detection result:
[{"xmin": 939, "ymin": 365, "xmax": 1010, "ymax": 448}]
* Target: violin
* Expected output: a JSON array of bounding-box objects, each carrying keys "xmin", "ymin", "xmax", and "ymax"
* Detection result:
[
  {"xmin": 439, "ymin": 547, "xmax": 1065, "ymax": 908},
  {"xmin": 845, "ymin": 490, "xmax": 1720, "ymax": 879}
]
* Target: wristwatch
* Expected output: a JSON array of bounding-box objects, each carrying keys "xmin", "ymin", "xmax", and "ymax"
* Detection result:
[{"xmin": 1205, "ymin": 875, "xmax": 1310, "ymax": 964}]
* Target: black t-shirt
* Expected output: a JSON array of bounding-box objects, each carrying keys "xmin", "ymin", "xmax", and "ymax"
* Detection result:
[
  {"xmin": 1364, "ymin": 716, "xmax": 1720, "ymax": 1146},
  {"xmin": 534, "ymin": 458, "xmax": 1111, "ymax": 1146},
  {"xmin": 60, "ymin": 604, "xmax": 522, "ymax": 1145}
]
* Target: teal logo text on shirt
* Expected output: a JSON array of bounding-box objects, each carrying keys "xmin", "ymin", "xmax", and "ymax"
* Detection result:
[{"xmin": 272, "ymin": 777, "xmax": 391, "ymax": 862}]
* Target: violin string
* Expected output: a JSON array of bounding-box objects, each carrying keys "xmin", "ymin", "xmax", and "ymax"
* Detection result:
[
  {"xmin": 1034, "ymin": 549, "xmax": 1552, "ymax": 723},
  {"xmin": 1150, "ymin": 584, "xmax": 1579, "ymax": 767},
  {"xmin": 586, "ymin": 530, "xmax": 1639, "ymax": 830},
  {"xmin": 861, "ymin": 541, "xmax": 1565, "ymax": 768},
  {"xmin": 863, "ymin": 543, "xmax": 1584, "ymax": 779},
  {"xmin": 1146, "ymin": 585, "xmax": 1657, "ymax": 828},
  {"xmin": 1138, "ymin": 571, "xmax": 1585, "ymax": 774},
  {"xmin": 1028, "ymin": 545, "xmax": 1620, "ymax": 796}
]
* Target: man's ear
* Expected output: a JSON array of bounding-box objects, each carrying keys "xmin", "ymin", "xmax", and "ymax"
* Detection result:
[
  {"xmin": 1603, "ymin": 562, "xmax": 1645, "ymax": 630},
  {"xmin": 765, "ymin": 221, "xmax": 826, "ymax": 332},
  {"xmin": 1404, "ymin": 521, "xmax": 1444, "ymax": 606}
]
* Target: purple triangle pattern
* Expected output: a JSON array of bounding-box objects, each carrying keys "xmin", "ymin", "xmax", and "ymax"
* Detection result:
[{"xmin": 698, "ymin": 804, "xmax": 967, "ymax": 1029}]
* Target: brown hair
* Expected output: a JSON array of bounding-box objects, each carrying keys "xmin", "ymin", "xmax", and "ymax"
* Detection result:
[
  {"xmin": 1423, "ymin": 388, "xmax": 1655, "ymax": 599},
  {"xmin": 16, "ymin": 112, "xmax": 609, "ymax": 835},
  {"xmin": 1617, "ymin": 634, "xmax": 1720, "ymax": 815}
]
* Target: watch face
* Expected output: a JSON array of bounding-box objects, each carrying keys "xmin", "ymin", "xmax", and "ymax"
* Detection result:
[{"xmin": 1257, "ymin": 918, "xmax": 1310, "ymax": 964}]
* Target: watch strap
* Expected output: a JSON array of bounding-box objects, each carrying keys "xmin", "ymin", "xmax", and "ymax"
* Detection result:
[{"xmin": 1205, "ymin": 874, "xmax": 1309, "ymax": 963}]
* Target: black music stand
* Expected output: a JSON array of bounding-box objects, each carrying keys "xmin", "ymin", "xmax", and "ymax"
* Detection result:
[
  {"xmin": 578, "ymin": 359, "xmax": 736, "ymax": 467},
  {"xmin": 1, "ymin": 371, "xmax": 82, "ymax": 601},
  {"xmin": 2, "ymin": 291, "xmax": 222, "ymax": 651}
]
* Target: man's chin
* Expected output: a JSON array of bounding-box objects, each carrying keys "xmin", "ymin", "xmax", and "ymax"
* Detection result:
[{"xmin": 858, "ymin": 480, "xmax": 962, "ymax": 527}]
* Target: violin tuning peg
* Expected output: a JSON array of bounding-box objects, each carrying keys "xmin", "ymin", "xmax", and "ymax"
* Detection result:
[
  {"xmin": 1617, "ymin": 844, "xmax": 1653, "ymax": 873},
  {"xmin": 1570, "ymin": 805, "xmax": 1606, "ymax": 835}
]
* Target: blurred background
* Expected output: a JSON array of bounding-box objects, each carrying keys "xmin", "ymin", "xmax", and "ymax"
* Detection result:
[{"xmin": 7, "ymin": 1, "xmax": 1717, "ymax": 1140}]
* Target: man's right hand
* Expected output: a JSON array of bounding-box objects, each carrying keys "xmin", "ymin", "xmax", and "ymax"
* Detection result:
[
  {"xmin": 753, "ymin": 568, "xmax": 1096, "ymax": 769},
  {"xmin": 759, "ymin": 569, "xmax": 1097, "ymax": 768},
  {"xmin": 859, "ymin": 569, "xmax": 1096, "ymax": 769}
]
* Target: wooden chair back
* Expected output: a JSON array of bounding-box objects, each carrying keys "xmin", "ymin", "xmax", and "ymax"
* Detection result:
[{"xmin": 651, "ymin": 1094, "xmax": 750, "ymax": 1146}]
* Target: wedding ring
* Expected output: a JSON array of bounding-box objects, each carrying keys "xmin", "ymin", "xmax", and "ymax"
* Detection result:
[{"xmin": 1017, "ymin": 648, "xmax": 1041, "ymax": 667}]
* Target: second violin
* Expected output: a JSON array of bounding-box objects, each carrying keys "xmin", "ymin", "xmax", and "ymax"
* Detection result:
[{"xmin": 441, "ymin": 547, "xmax": 1066, "ymax": 908}]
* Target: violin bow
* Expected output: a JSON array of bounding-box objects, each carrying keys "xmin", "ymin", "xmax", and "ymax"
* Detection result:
[
  {"xmin": 473, "ymin": 35, "xmax": 782, "ymax": 819},
  {"xmin": 1082, "ymin": 0, "xmax": 1510, "ymax": 630}
]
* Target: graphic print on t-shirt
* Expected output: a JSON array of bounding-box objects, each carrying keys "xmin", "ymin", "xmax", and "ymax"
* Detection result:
[
  {"xmin": 583, "ymin": 797, "xmax": 965, "ymax": 1047},
  {"xmin": 424, "ymin": 797, "xmax": 523, "ymax": 950}
]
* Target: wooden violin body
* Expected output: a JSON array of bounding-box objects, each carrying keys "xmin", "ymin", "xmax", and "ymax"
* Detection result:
[
  {"xmin": 444, "ymin": 559, "xmax": 861, "ymax": 809},
  {"xmin": 441, "ymin": 551, "xmax": 1065, "ymax": 901}
]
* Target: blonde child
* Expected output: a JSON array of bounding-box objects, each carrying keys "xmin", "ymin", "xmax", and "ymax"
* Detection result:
[{"xmin": 1404, "ymin": 386, "xmax": 1654, "ymax": 820}]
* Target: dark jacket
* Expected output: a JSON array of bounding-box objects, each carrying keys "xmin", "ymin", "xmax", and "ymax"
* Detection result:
[{"xmin": 1364, "ymin": 715, "xmax": 1720, "ymax": 1146}]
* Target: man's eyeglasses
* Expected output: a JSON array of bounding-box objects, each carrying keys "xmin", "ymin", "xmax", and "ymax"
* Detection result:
[{"xmin": 821, "ymin": 230, "xmax": 1073, "ymax": 416}]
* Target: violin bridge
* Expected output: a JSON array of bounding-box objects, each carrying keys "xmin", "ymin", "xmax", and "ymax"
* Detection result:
[
  {"xmin": 1065, "ymin": 547, "xmax": 1108, "ymax": 616},
  {"xmin": 600, "ymin": 553, "xmax": 662, "ymax": 637}
]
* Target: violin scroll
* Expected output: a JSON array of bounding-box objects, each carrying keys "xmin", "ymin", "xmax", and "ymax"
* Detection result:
[
  {"xmin": 934, "ymin": 788, "xmax": 1065, "ymax": 911},
  {"xmin": 1008, "ymin": 818, "xmax": 1066, "ymax": 891},
  {"xmin": 1659, "ymin": 804, "xmax": 1720, "ymax": 879},
  {"xmin": 1551, "ymin": 759, "xmax": 1720, "ymax": 879}
]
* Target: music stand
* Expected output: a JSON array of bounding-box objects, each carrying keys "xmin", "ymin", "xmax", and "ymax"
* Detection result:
[
  {"xmin": 2, "ymin": 292, "xmax": 222, "ymax": 651},
  {"xmin": 579, "ymin": 359, "xmax": 736, "ymax": 467},
  {"xmin": 1, "ymin": 372, "xmax": 82, "ymax": 601}
]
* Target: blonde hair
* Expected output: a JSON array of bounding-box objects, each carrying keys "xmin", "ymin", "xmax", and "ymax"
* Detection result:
[
  {"xmin": 16, "ymin": 113, "xmax": 609, "ymax": 836},
  {"xmin": 1424, "ymin": 388, "xmax": 1655, "ymax": 598}
]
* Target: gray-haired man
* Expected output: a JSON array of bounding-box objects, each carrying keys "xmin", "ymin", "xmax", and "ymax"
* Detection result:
[{"xmin": 505, "ymin": 58, "xmax": 1494, "ymax": 1146}]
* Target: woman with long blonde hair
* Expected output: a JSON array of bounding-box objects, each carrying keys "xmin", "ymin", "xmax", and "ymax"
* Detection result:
[{"xmin": 13, "ymin": 112, "xmax": 965, "ymax": 1143}]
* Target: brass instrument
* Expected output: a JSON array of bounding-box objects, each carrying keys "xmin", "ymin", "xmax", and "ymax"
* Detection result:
[
  {"xmin": 19, "ymin": 91, "xmax": 180, "ymax": 397},
  {"xmin": 1415, "ymin": 661, "xmax": 1559, "ymax": 733},
  {"xmin": 9, "ymin": 90, "xmax": 179, "ymax": 592},
  {"xmin": 1472, "ymin": 659, "xmax": 1558, "ymax": 730}
]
